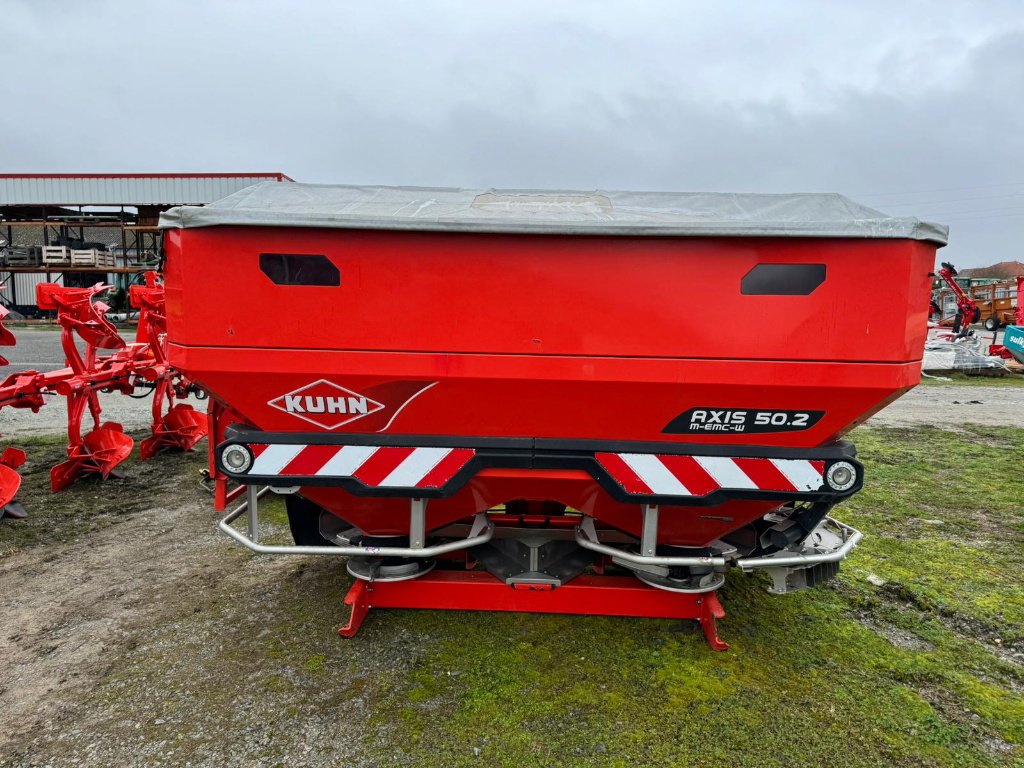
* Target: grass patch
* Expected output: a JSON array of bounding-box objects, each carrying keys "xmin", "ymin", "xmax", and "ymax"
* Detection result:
[{"xmin": 843, "ymin": 426, "xmax": 1024, "ymax": 644}]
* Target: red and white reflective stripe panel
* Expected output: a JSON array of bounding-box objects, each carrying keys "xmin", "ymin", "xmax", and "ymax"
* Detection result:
[
  {"xmin": 595, "ymin": 453, "xmax": 825, "ymax": 497},
  {"xmin": 246, "ymin": 444, "xmax": 475, "ymax": 489}
]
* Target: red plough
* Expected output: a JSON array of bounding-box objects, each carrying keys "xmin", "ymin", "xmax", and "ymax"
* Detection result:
[
  {"xmin": 0, "ymin": 275, "xmax": 207, "ymax": 509},
  {"xmin": 38, "ymin": 282, "xmax": 138, "ymax": 491}
]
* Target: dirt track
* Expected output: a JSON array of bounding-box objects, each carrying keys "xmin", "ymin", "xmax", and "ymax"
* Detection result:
[
  {"xmin": 0, "ymin": 462, "xmax": 223, "ymax": 752},
  {"xmin": 866, "ymin": 383, "xmax": 1024, "ymax": 429}
]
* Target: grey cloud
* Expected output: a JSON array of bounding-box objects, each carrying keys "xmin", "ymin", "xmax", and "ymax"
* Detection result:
[{"xmin": 1, "ymin": 1, "xmax": 1022, "ymax": 266}]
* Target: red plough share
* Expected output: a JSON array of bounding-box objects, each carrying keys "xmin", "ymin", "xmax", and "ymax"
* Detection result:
[
  {"xmin": 160, "ymin": 184, "xmax": 947, "ymax": 649},
  {"xmin": 0, "ymin": 306, "xmax": 27, "ymax": 518}
]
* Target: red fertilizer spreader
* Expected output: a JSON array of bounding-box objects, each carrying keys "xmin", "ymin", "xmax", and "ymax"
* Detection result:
[{"xmin": 161, "ymin": 185, "xmax": 945, "ymax": 649}]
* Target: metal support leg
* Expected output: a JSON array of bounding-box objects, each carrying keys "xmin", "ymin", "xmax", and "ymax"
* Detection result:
[
  {"xmin": 640, "ymin": 504, "xmax": 659, "ymax": 556},
  {"xmin": 409, "ymin": 498, "xmax": 427, "ymax": 549},
  {"xmin": 246, "ymin": 484, "xmax": 259, "ymax": 544}
]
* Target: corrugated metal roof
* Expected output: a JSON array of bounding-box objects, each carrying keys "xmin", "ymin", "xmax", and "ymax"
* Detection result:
[{"xmin": 0, "ymin": 174, "xmax": 292, "ymax": 206}]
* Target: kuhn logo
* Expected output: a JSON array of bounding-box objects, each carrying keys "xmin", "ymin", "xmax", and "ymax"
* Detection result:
[{"xmin": 268, "ymin": 380, "xmax": 385, "ymax": 430}]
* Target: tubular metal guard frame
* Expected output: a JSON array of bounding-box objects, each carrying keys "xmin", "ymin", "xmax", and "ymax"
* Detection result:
[
  {"xmin": 219, "ymin": 488, "xmax": 859, "ymax": 572},
  {"xmin": 574, "ymin": 515, "xmax": 728, "ymax": 568},
  {"xmin": 574, "ymin": 514, "xmax": 861, "ymax": 572},
  {"xmin": 736, "ymin": 516, "xmax": 863, "ymax": 571},
  {"xmin": 218, "ymin": 485, "xmax": 495, "ymax": 557}
]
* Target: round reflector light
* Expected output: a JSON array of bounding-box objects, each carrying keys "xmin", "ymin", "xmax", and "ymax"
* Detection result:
[
  {"xmin": 221, "ymin": 444, "xmax": 253, "ymax": 473},
  {"xmin": 826, "ymin": 461, "xmax": 856, "ymax": 491}
]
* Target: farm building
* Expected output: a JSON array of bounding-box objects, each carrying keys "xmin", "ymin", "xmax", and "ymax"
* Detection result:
[{"xmin": 0, "ymin": 173, "xmax": 292, "ymax": 316}]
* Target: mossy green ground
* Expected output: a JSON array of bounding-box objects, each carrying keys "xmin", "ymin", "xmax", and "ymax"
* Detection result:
[{"xmin": 3, "ymin": 426, "xmax": 1022, "ymax": 766}]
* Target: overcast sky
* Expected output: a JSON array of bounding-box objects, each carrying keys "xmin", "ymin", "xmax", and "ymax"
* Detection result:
[{"xmin": 3, "ymin": 1, "xmax": 1022, "ymax": 266}]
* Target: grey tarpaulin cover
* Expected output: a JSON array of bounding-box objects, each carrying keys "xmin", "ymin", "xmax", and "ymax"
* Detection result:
[{"xmin": 160, "ymin": 183, "xmax": 948, "ymax": 244}]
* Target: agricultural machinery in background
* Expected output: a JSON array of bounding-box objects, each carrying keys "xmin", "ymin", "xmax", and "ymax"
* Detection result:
[
  {"xmin": 0, "ymin": 273, "xmax": 207, "ymax": 517},
  {"xmin": 931, "ymin": 262, "xmax": 1023, "ymax": 333},
  {"xmin": 933, "ymin": 268, "xmax": 1024, "ymax": 366},
  {"xmin": 999, "ymin": 277, "xmax": 1024, "ymax": 365},
  {"xmin": 933, "ymin": 262, "xmax": 981, "ymax": 336}
]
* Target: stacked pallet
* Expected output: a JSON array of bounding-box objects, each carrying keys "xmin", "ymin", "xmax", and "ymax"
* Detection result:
[
  {"xmin": 1, "ymin": 246, "xmax": 42, "ymax": 267},
  {"xmin": 70, "ymin": 249, "xmax": 116, "ymax": 268},
  {"xmin": 42, "ymin": 246, "xmax": 71, "ymax": 266}
]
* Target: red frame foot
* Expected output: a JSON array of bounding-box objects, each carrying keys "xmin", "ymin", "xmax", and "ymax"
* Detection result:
[
  {"xmin": 339, "ymin": 578, "xmax": 371, "ymax": 638},
  {"xmin": 338, "ymin": 569, "xmax": 730, "ymax": 650},
  {"xmin": 697, "ymin": 591, "xmax": 729, "ymax": 651}
]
